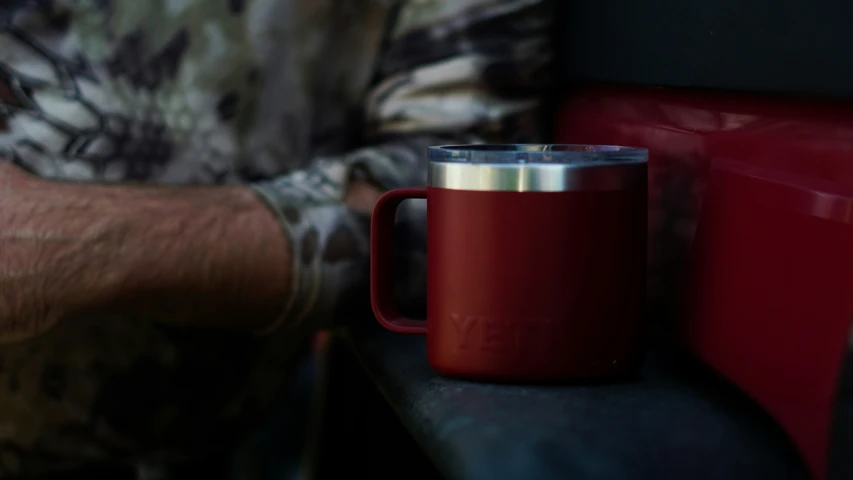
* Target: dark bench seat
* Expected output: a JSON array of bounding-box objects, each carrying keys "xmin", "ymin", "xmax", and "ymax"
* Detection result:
[{"xmin": 312, "ymin": 323, "xmax": 809, "ymax": 480}]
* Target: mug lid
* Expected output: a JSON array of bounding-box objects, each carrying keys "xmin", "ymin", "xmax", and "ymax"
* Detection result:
[{"xmin": 427, "ymin": 144, "xmax": 647, "ymax": 192}]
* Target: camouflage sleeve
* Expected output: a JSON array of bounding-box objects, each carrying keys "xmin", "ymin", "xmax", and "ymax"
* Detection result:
[{"xmin": 251, "ymin": 0, "xmax": 554, "ymax": 330}]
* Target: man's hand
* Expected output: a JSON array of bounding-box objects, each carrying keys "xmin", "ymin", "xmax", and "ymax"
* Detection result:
[{"xmin": 345, "ymin": 179, "xmax": 383, "ymax": 213}]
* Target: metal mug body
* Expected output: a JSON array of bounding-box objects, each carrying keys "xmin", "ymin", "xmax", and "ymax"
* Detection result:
[{"xmin": 371, "ymin": 145, "xmax": 648, "ymax": 382}]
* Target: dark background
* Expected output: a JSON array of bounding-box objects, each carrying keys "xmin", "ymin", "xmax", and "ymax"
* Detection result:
[{"xmin": 556, "ymin": 0, "xmax": 853, "ymax": 98}]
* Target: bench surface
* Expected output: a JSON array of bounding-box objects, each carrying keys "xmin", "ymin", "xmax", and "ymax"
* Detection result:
[{"xmin": 344, "ymin": 325, "xmax": 809, "ymax": 480}]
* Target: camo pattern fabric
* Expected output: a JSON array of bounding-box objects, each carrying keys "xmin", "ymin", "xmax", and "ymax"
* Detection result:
[{"xmin": 0, "ymin": 0, "xmax": 552, "ymax": 476}]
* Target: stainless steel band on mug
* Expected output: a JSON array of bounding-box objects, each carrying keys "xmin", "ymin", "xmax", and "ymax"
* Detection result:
[{"xmin": 428, "ymin": 161, "xmax": 647, "ymax": 192}]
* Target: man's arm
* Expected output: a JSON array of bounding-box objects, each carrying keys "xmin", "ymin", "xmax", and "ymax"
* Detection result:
[
  {"xmin": 0, "ymin": 162, "xmax": 291, "ymax": 340},
  {"xmin": 0, "ymin": 0, "xmax": 553, "ymax": 341},
  {"xmin": 0, "ymin": 161, "xmax": 383, "ymax": 342}
]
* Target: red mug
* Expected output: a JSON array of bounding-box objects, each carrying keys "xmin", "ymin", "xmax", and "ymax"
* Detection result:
[{"xmin": 370, "ymin": 145, "xmax": 648, "ymax": 382}]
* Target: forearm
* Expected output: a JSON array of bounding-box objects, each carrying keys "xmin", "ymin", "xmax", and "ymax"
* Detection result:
[{"xmin": 49, "ymin": 182, "xmax": 292, "ymax": 331}]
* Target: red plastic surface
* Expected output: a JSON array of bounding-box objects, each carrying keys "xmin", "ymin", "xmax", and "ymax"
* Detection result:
[
  {"xmin": 371, "ymin": 185, "xmax": 647, "ymax": 382},
  {"xmin": 557, "ymin": 86, "xmax": 853, "ymax": 304},
  {"xmin": 556, "ymin": 85, "xmax": 853, "ymax": 479},
  {"xmin": 686, "ymin": 161, "xmax": 853, "ymax": 480}
]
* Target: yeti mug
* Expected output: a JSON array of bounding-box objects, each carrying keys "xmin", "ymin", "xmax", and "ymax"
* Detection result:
[{"xmin": 370, "ymin": 145, "xmax": 648, "ymax": 382}]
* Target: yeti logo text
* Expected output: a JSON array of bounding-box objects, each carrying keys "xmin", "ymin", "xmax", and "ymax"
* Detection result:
[{"xmin": 450, "ymin": 314, "xmax": 556, "ymax": 352}]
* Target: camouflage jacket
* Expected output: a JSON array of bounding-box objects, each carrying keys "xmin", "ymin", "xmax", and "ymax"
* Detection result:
[{"xmin": 0, "ymin": 0, "xmax": 552, "ymax": 476}]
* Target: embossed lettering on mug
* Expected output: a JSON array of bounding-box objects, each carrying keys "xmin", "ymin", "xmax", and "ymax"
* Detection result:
[
  {"xmin": 450, "ymin": 314, "xmax": 478, "ymax": 348},
  {"xmin": 450, "ymin": 313, "xmax": 557, "ymax": 353}
]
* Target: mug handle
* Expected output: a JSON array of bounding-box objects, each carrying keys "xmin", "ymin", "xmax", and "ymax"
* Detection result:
[{"xmin": 370, "ymin": 187, "xmax": 428, "ymax": 334}]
